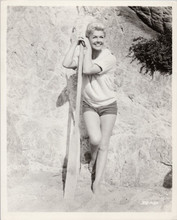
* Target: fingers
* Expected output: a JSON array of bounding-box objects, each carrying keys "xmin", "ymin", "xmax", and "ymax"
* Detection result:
[
  {"xmin": 78, "ymin": 37, "xmax": 86, "ymax": 47},
  {"xmin": 70, "ymin": 33, "xmax": 89, "ymax": 48},
  {"xmin": 78, "ymin": 37, "xmax": 90, "ymax": 47}
]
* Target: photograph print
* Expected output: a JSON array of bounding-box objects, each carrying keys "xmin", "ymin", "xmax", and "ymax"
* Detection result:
[{"xmin": 1, "ymin": 1, "xmax": 175, "ymax": 219}]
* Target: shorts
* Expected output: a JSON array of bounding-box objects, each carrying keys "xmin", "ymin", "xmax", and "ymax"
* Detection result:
[{"xmin": 83, "ymin": 101, "xmax": 118, "ymax": 116}]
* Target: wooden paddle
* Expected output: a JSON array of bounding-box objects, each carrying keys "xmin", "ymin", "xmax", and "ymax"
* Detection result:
[{"xmin": 64, "ymin": 42, "xmax": 84, "ymax": 200}]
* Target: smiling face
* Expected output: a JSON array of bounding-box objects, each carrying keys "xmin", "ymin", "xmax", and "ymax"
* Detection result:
[{"xmin": 88, "ymin": 30, "xmax": 105, "ymax": 51}]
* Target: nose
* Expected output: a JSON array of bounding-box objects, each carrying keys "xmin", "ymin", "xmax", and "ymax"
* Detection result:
[{"xmin": 96, "ymin": 38, "xmax": 103, "ymax": 43}]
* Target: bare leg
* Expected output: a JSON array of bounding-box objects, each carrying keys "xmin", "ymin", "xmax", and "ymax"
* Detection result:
[
  {"xmin": 88, "ymin": 143, "xmax": 98, "ymax": 173},
  {"xmin": 92, "ymin": 114, "xmax": 117, "ymax": 194},
  {"xmin": 83, "ymin": 111, "xmax": 101, "ymax": 173}
]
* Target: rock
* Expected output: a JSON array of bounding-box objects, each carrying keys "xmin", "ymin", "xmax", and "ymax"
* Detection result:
[
  {"xmin": 129, "ymin": 6, "xmax": 172, "ymax": 34},
  {"xmin": 163, "ymin": 170, "xmax": 172, "ymax": 188},
  {"xmin": 7, "ymin": 111, "xmax": 29, "ymax": 177}
]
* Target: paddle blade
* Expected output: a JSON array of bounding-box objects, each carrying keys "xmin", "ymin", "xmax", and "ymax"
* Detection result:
[{"xmin": 64, "ymin": 126, "xmax": 80, "ymax": 200}]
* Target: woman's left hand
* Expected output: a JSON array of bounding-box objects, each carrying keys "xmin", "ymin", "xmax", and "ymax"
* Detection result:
[{"xmin": 77, "ymin": 37, "xmax": 91, "ymax": 50}]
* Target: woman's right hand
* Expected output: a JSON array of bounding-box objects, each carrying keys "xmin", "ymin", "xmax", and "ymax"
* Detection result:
[{"xmin": 70, "ymin": 28, "xmax": 86, "ymax": 46}]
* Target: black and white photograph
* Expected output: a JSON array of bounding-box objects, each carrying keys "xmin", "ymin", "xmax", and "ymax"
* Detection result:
[{"xmin": 1, "ymin": 1, "xmax": 177, "ymax": 219}]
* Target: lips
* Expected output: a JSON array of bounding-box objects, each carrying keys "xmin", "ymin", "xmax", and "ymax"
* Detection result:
[{"xmin": 94, "ymin": 43, "xmax": 102, "ymax": 46}]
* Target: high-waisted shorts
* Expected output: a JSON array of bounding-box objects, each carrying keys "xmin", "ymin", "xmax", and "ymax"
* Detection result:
[{"xmin": 83, "ymin": 101, "xmax": 118, "ymax": 116}]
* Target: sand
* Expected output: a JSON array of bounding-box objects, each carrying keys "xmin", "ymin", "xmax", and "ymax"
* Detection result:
[{"xmin": 7, "ymin": 164, "xmax": 172, "ymax": 212}]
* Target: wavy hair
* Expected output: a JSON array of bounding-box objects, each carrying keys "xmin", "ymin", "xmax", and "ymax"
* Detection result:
[{"xmin": 86, "ymin": 22, "xmax": 106, "ymax": 37}]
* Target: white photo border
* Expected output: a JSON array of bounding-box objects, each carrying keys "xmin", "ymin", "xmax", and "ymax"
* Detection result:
[{"xmin": 1, "ymin": 1, "xmax": 177, "ymax": 220}]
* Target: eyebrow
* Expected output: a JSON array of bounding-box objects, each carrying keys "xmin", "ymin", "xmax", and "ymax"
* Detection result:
[{"xmin": 92, "ymin": 34, "xmax": 104, "ymax": 37}]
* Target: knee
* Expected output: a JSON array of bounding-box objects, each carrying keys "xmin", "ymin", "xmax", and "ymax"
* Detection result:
[
  {"xmin": 99, "ymin": 145, "xmax": 108, "ymax": 152},
  {"xmin": 89, "ymin": 134, "xmax": 101, "ymax": 146}
]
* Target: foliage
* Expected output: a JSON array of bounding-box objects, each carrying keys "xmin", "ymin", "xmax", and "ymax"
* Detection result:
[{"xmin": 128, "ymin": 33, "xmax": 172, "ymax": 77}]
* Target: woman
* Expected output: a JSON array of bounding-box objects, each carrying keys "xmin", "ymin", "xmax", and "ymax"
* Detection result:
[{"xmin": 62, "ymin": 22, "xmax": 117, "ymax": 194}]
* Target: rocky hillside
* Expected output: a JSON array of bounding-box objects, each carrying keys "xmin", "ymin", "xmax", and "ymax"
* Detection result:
[
  {"xmin": 7, "ymin": 5, "xmax": 172, "ymax": 204},
  {"xmin": 129, "ymin": 6, "xmax": 172, "ymax": 34}
]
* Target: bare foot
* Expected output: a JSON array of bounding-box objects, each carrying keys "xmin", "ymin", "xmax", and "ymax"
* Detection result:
[
  {"xmin": 92, "ymin": 181, "xmax": 101, "ymax": 195},
  {"xmin": 92, "ymin": 181, "xmax": 110, "ymax": 196}
]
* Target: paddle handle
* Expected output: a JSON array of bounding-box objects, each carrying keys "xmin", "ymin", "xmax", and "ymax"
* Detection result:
[{"xmin": 75, "ymin": 43, "xmax": 84, "ymax": 125}]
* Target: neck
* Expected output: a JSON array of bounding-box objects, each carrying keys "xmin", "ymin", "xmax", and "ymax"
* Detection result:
[{"xmin": 92, "ymin": 49, "xmax": 102, "ymax": 59}]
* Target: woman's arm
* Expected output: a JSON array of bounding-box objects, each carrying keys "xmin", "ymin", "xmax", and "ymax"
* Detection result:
[
  {"xmin": 62, "ymin": 41, "xmax": 78, "ymax": 69},
  {"xmin": 83, "ymin": 38, "xmax": 102, "ymax": 75},
  {"xmin": 62, "ymin": 30, "xmax": 82, "ymax": 69}
]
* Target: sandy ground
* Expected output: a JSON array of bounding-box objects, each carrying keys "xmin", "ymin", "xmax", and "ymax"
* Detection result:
[{"xmin": 7, "ymin": 165, "xmax": 172, "ymax": 212}]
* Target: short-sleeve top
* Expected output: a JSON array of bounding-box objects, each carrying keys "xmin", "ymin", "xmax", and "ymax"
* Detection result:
[{"xmin": 74, "ymin": 48, "xmax": 117, "ymax": 108}]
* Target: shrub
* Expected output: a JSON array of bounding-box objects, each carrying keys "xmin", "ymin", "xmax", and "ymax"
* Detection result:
[{"xmin": 128, "ymin": 33, "xmax": 172, "ymax": 77}]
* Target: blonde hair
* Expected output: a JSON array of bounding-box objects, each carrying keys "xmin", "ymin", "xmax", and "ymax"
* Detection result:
[{"xmin": 86, "ymin": 22, "xmax": 106, "ymax": 37}]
